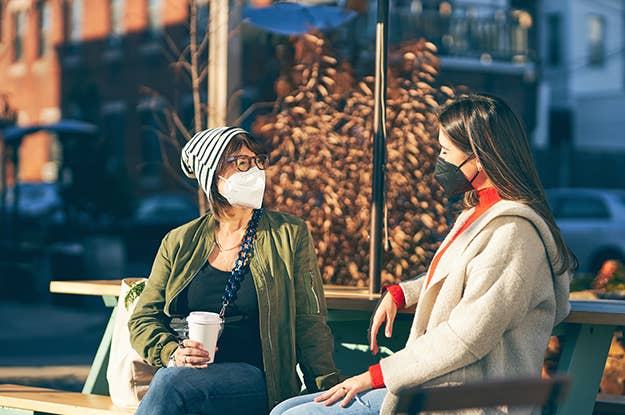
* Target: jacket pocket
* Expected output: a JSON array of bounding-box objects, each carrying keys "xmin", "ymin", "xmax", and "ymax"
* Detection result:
[{"xmin": 308, "ymin": 271, "xmax": 321, "ymax": 314}]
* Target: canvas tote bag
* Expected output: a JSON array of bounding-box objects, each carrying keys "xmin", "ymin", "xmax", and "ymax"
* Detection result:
[{"xmin": 107, "ymin": 278, "xmax": 158, "ymax": 408}]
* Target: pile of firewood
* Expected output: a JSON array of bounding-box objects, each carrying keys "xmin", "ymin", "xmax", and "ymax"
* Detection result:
[{"xmin": 254, "ymin": 33, "xmax": 456, "ymax": 286}]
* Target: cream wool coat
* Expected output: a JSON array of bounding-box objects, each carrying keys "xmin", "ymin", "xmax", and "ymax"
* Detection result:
[{"xmin": 378, "ymin": 200, "xmax": 572, "ymax": 415}]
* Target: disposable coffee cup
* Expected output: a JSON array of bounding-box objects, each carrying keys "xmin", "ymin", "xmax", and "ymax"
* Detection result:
[{"xmin": 186, "ymin": 312, "xmax": 223, "ymax": 363}]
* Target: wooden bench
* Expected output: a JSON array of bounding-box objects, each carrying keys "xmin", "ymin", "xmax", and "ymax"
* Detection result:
[
  {"xmin": 48, "ymin": 280, "xmax": 625, "ymax": 415},
  {"xmin": 0, "ymin": 384, "xmax": 134, "ymax": 415},
  {"xmin": 394, "ymin": 376, "xmax": 570, "ymax": 414},
  {"xmin": 594, "ymin": 393, "xmax": 625, "ymax": 414}
]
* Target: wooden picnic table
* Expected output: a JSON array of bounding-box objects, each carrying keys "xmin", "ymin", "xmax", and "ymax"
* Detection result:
[{"xmin": 50, "ymin": 279, "xmax": 625, "ymax": 415}]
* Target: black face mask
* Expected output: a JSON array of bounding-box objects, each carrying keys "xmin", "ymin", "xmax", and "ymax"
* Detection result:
[{"xmin": 434, "ymin": 156, "xmax": 479, "ymax": 197}]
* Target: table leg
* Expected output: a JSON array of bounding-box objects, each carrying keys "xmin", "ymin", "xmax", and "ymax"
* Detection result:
[
  {"xmin": 555, "ymin": 323, "xmax": 615, "ymax": 415},
  {"xmin": 327, "ymin": 309, "xmax": 410, "ymax": 376},
  {"xmin": 81, "ymin": 296, "xmax": 118, "ymax": 396}
]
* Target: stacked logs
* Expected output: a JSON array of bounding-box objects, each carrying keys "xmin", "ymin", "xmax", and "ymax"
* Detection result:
[{"xmin": 254, "ymin": 33, "xmax": 457, "ymax": 286}]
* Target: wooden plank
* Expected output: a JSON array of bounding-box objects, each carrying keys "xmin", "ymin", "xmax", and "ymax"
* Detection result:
[
  {"xmin": 49, "ymin": 280, "xmax": 141, "ymax": 298},
  {"xmin": 595, "ymin": 393, "xmax": 625, "ymax": 414},
  {"xmin": 49, "ymin": 281, "xmax": 625, "ymax": 324},
  {"xmin": 567, "ymin": 300, "xmax": 625, "ymax": 325},
  {"xmin": 395, "ymin": 376, "xmax": 569, "ymax": 414},
  {"xmin": 0, "ymin": 385, "xmax": 134, "ymax": 415}
]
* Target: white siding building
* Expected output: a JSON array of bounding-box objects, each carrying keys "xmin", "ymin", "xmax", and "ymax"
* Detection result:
[{"xmin": 539, "ymin": 0, "xmax": 625, "ymax": 151}]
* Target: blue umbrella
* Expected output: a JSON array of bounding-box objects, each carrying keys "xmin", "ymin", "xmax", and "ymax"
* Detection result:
[
  {"xmin": 2, "ymin": 119, "xmax": 98, "ymax": 144},
  {"xmin": 242, "ymin": 2, "xmax": 356, "ymax": 36}
]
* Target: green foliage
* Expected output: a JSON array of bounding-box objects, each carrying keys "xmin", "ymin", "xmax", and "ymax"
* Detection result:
[
  {"xmin": 570, "ymin": 261, "xmax": 625, "ymax": 293},
  {"xmin": 124, "ymin": 280, "xmax": 146, "ymax": 310},
  {"xmin": 569, "ymin": 274, "xmax": 595, "ymax": 292}
]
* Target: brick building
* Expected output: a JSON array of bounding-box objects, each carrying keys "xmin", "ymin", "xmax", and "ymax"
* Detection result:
[
  {"xmin": 0, "ymin": 0, "xmax": 540, "ymax": 206},
  {"xmin": 0, "ymin": 0, "xmax": 193, "ymax": 200}
]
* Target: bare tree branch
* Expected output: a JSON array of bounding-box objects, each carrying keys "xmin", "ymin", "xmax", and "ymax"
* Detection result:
[
  {"xmin": 198, "ymin": 31, "xmax": 209, "ymax": 55},
  {"xmin": 198, "ymin": 66, "xmax": 209, "ymax": 83},
  {"xmin": 171, "ymin": 60, "xmax": 195, "ymax": 75},
  {"xmin": 171, "ymin": 111, "xmax": 193, "ymax": 141},
  {"xmin": 233, "ymin": 101, "xmax": 276, "ymax": 125},
  {"xmin": 162, "ymin": 31, "xmax": 182, "ymax": 59}
]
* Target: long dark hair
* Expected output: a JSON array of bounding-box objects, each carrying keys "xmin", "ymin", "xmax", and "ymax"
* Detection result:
[{"xmin": 438, "ymin": 94, "xmax": 576, "ymax": 274}]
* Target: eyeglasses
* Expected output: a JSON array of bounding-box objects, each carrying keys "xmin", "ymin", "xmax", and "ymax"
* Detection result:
[{"xmin": 225, "ymin": 154, "xmax": 269, "ymax": 172}]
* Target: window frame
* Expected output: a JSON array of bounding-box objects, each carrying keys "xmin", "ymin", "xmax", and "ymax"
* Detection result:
[
  {"xmin": 37, "ymin": 0, "xmax": 52, "ymax": 58},
  {"xmin": 12, "ymin": 10, "xmax": 26, "ymax": 62},
  {"xmin": 587, "ymin": 14, "xmax": 606, "ymax": 67}
]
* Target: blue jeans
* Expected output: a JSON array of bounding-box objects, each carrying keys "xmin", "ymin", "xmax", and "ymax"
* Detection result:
[
  {"xmin": 136, "ymin": 362, "xmax": 268, "ymax": 415},
  {"xmin": 270, "ymin": 388, "xmax": 388, "ymax": 415}
]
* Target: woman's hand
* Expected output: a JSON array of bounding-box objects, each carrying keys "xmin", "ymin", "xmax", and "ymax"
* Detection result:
[
  {"xmin": 314, "ymin": 372, "xmax": 373, "ymax": 407},
  {"xmin": 369, "ymin": 292, "xmax": 398, "ymax": 355},
  {"xmin": 174, "ymin": 339, "xmax": 215, "ymax": 368}
]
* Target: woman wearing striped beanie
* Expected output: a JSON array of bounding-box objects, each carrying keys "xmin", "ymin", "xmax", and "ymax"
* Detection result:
[{"xmin": 129, "ymin": 126, "xmax": 340, "ymax": 415}]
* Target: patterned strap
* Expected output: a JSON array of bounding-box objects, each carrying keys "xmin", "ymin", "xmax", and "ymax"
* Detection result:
[{"xmin": 220, "ymin": 208, "xmax": 264, "ymax": 318}]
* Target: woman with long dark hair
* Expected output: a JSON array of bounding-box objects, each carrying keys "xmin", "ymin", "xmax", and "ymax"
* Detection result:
[{"xmin": 271, "ymin": 94, "xmax": 576, "ymax": 415}]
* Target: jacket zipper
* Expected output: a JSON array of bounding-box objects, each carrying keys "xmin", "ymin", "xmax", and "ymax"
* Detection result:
[
  {"xmin": 262, "ymin": 275, "xmax": 275, "ymax": 352},
  {"xmin": 309, "ymin": 271, "xmax": 321, "ymax": 314},
  {"xmin": 256, "ymin": 258, "xmax": 277, "ymax": 405}
]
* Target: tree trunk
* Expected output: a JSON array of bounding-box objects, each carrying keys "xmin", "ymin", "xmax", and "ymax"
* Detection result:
[{"xmin": 190, "ymin": 0, "xmax": 208, "ymax": 214}]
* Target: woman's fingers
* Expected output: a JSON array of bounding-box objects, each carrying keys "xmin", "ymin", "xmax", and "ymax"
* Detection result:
[
  {"xmin": 185, "ymin": 349, "xmax": 210, "ymax": 360},
  {"xmin": 369, "ymin": 311, "xmax": 385, "ymax": 355},
  {"xmin": 341, "ymin": 389, "xmax": 357, "ymax": 408},
  {"xmin": 314, "ymin": 385, "xmax": 339, "ymax": 402},
  {"xmin": 176, "ymin": 342, "xmax": 211, "ymax": 367},
  {"xmin": 385, "ymin": 308, "xmax": 396, "ymax": 338},
  {"xmin": 181, "ymin": 339, "xmax": 205, "ymax": 349},
  {"xmin": 322, "ymin": 388, "xmax": 346, "ymax": 406}
]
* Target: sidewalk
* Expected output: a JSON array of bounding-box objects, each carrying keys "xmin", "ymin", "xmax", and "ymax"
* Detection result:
[{"xmin": 0, "ymin": 300, "xmax": 109, "ymax": 391}]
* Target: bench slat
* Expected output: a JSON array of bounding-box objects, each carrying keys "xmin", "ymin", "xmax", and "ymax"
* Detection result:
[
  {"xmin": 0, "ymin": 385, "xmax": 134, "ymax": 415},
  {"xmin": 595, "ymin": 393, "xmax": 625, "ymax": 414}
]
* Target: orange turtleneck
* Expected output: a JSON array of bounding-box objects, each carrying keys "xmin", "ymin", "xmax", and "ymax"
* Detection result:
[
  {"xmin": 423, "ymin": 186, "xmax": 502, "ymax": 290},
  {"xmin": 369, "ymin": 187, "xmax": 502, "ymax": 389}
]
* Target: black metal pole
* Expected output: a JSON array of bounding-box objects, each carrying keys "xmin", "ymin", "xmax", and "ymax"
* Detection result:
[
  {"xmin": 369, "ymin": 0, "xmax": 389, "ymax": 295},
  {"xmin": 10, "ymin": 143, "xmax": 19, "ymax": 241}
]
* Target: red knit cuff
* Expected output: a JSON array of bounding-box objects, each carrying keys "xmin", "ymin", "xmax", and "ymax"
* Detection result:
[
  {"xmin": 386, "ymin": 284, "xmax": 406, "ymax": 309},
  {"xmin": 368, "ymin": 364, "xmax": 386, "ymax": 389}
]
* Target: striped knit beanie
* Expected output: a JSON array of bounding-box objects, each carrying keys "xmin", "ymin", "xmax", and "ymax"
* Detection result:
[{"xmin": 180, "ymin": 127, "xmax": 253, "ymax": 196}]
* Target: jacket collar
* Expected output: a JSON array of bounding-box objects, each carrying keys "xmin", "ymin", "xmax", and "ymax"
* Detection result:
[
  {"xmin": 422, "ymin": 200, "xmax": 562, "ymax": 295},
  {"xmin": 198, "ymin": 210, "xmax": 271, "ymax": 277}
]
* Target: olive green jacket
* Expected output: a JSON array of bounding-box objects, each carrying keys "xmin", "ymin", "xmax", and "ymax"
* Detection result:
[{"xmin": 128, "ymin": 210, "xmax": 340, "ymax": 408}]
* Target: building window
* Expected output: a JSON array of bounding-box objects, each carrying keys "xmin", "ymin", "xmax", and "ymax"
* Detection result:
[
  {"xmin": 197, "ymin": 0, "xmax": 209, "ymax": 40},
  {"xmin": 546, "ymin": 13, "xmax": 561, "ymax": 67},
  {"xmin": 64, "ymin": 0, "xmax": 82, "ymax": 44},
  {"xmin": 13, "ymin": 11, "xmax": 26, "ymax": 62},
  {"xmin": 587, "ymin": 14, "xmax": 605, "ymax": 67},
  {"xmin": 110, "ymin": 0, "xmax": 125, "ymax": 43},
  {"xmin": 37, "ymin": 1, "xmax": 52, "ymax": 58},
  {"xmin": 147, "ymin": 0, "xmax": 161, "ymax": 35},
  {"xmin": 138, "ymin": 102, "xmax": 164, "ymax": 179},
  {"xmin": 0, "ymin": 2, "xmax": 4, "ymax": 43},
  {"xmin": 102, "ymin": 106, "xmax": 127, "ymax": 173}
]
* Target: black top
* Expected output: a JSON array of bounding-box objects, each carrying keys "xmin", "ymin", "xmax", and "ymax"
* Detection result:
[{"xmin": 178, "ymin": 261, "xmax": 264, "ymax": 370}]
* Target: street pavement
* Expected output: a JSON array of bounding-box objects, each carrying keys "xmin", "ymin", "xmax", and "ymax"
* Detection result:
[{"xmin": 0, "ymin": 300, "xmax": 109, "ymax": 391}]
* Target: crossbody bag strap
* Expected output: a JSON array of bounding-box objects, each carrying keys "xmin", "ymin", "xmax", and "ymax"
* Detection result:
[{"xmin": 219, "ymin": 208, "xmax": 264, "ymax": 318}]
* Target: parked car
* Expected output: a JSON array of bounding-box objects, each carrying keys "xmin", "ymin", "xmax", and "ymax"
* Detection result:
[
  {"xmin": 4, "ymin": 182, "xmax": 65, "ymax": 226},
  {"xmin": 546, "ymin": 188, "xmax": 625, "ymax": 274},
  {"xmin": 124, "ymin": 193, "xmax": 199, "ymax": 259},
  {"xmin": 132, "ymin": 193, "xmax": 199, "ymax": 227}
]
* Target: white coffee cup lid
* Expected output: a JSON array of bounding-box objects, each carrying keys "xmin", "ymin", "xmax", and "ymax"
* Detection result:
[{"xmin": 186, "ymin": 311, "xmax": 222, "ymax": 324}]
